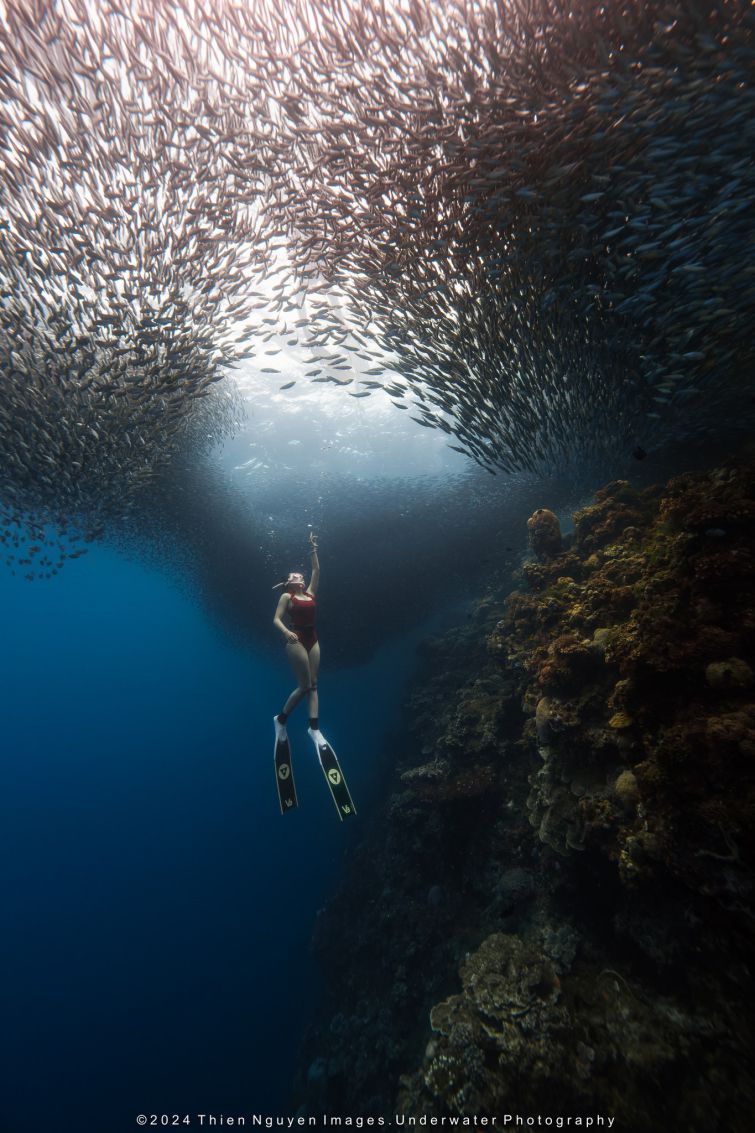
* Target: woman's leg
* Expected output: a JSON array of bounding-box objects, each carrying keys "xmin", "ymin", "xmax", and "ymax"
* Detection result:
[
  {"xmin": 307, "ymin": 642, "xmax": 320, "ymax": 724},
  {"xmin": 280, "ymin": 641, "xmax": 313, "ymax": 717}
]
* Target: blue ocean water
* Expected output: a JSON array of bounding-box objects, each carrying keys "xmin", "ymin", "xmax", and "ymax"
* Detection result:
[{"xmin": 1, "ymin": 545, "xmax": 424, "ymax": 1133}]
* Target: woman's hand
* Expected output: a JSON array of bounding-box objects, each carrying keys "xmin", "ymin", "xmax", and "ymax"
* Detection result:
[
  {"xmin": 285, "ymin": 631, "xmax": 299, "ymax": 645},
  {"xmin": 309, "ymin": 530, "xmax": 318, "ymax": 551}
]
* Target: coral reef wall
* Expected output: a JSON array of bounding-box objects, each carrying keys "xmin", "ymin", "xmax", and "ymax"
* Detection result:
[{"xmin": 296, "ymin": 460, "xmax": 755, "ymax": 1131}]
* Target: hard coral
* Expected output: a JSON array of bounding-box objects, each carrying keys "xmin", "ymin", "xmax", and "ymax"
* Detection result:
[
  {"xmin": 398, "ymin": 931, "xmax": 749, "ymax": 1129},
  {"xmin": 527, "ymin": 508, "xmax": 562, "ymax": 561},
  {"xmin": 614, "ymin": 769, "xmax": 641, "ymax": 810},
  {"xmin": 528, "ymin": 631, "xmax": 601, "ymax": 695},
  {"xmin": 403, "ymin": 764, "xmax": 497, "ymax": 804},
  {"xmin": 573, "ymin": 481, "xmax": 650, "ymax": 555},
  {"xmin": 498, "ymin": 458, "xmax": 755, "ymax": 910},
  {"xmin": 411, "ymin": 934, "xmax": 566, "ymax": 1115},
  {"xmin": 705, "ymin": 657, "xmax": 754, "ymax": 691},
  {"xmin": 660, "ymin": 467, "xmax": 755, "ymax": 533}
]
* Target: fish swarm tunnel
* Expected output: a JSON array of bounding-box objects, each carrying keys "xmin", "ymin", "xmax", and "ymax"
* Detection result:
[{"xmin": 1, "ymin": 0, "xmax": 754, "ymax": 565}]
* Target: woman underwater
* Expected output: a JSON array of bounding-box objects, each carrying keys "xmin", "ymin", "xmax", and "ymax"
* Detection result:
[
  {"xmin": 272, "ymin": 533, "xmax": 356, "ymax": 819},
  {"xmin": 273, "ymin": 530, "xmax": 322, "ymax": 742}
]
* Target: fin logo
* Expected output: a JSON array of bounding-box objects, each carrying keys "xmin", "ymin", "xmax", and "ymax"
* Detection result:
[
  {"xmin": 328, "ymin": 768, "xmax": 342, "ymax": 786},
  {"xmin": 278, "ymin": 764, "xmax": 291, "ymax": 780}
]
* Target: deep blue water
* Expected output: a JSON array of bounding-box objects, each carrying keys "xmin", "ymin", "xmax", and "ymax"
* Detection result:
[{"xmin": 1, "ymin": 546, "xmax": 424, "ymax": 1133}]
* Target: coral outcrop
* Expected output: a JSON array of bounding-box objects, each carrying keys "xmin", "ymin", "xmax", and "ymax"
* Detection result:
[
  {"xmin": 527, "ymin": 508, "xmax": 563, "ymax": 561},
  {"xmin": 502, "ymin": 471, "xmax": 755, "ymax": 913},
  {"xmin": 295, "ymin": 460, "xmax": 755, "ymax": 1131},
  {"xmin": 398, "ymin": 932, "xmax": 742, "ymax": 1128}
]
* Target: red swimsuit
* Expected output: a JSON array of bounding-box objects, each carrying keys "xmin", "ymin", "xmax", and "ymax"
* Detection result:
[{"xmin": 288, "ymin": 592, "xmax": 318, "ymax": 652}]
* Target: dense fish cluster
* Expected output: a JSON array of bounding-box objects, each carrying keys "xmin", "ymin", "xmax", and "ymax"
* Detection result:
[
  {"xmin": 0, "ymin": 0, "xmax": 266, "ymax": 571},
  {"xmin": 262, "ymin": 0, "xmax": 755, "ymax": 471},
  {"xmin": 2, "ymin": 0, "xmax": 755, "ymax": 573}
]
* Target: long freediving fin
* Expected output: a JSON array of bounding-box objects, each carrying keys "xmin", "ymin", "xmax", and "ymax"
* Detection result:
[
  {"xmin": 308, "ymin": 728, "xmax": 357, "ymax": 820},
  {"xmin": 274, "ymin": 718, "xmax": 298, "ymax": 814}
]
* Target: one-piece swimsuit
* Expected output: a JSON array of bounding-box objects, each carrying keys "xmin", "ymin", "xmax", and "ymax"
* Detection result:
[{"xmin": 288, "ymin": 592, "xmax": 317, "ymax": 653}]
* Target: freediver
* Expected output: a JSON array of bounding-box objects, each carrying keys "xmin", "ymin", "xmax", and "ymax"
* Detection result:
[
  {"xmin": 272, "ymin": 529, "xmax": 321, "ymax": 740},
  {"xmin": 271, "ymin": 532, "xmax": 356, "ymax": 819}
]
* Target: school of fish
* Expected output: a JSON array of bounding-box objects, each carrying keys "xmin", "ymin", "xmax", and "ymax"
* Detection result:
[{"xmin": 1, "ymin": 0, "xmax": 754, "ymax": 574}]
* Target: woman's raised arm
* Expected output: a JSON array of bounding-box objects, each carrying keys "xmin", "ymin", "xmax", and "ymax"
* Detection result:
[{"xmin": 307, "ymin": 531, "xmax": 320, "ymax": 596}]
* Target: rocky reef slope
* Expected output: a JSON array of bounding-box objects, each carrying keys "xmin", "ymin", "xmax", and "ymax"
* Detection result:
[{"xmin": 296, "ymin": 460, "xmax": 755, "ymax": 1130}]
